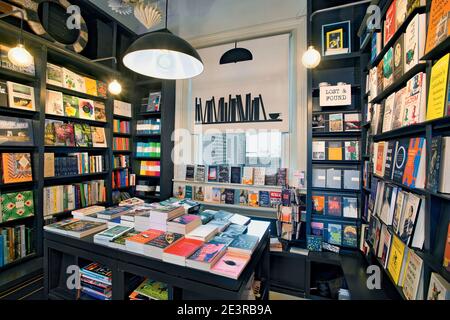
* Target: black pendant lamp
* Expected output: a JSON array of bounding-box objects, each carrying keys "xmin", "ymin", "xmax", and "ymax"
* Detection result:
[
  {"xmin": 219, "ymin": 42, "xmax": 253, "ymax": 65},
  {"xmin": 122, "ymin": 0, "xmax": 203, "ymax": 80}
]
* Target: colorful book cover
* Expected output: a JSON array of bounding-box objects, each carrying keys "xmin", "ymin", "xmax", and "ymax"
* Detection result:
[
  {"xmin": 2, "ymin": 153, "xmax": 33, "ymax": 183},
  {"xmin": 383, "ymin": 47, "xmax": 394, "ymax": 88},
  {"xmin": 210, "ymin": 251, "xmax": 250, "ymax": 279},
  {"xmin": 6, "ymin": 81, "xmax": 35, "ymax": 111},
  {"xmin": 92, "ymin": 127, "xmax": 107, "ymax": 148},
  {"xmin": 343, "ymin": 225, "xmax": 358, "ymax": 248},
  {"xmin": 258, "ymin": 191, "xmax": 270, "ymax": 207},
  {"xmin": 269, "ymin": 191, "xmax": 281, "ymax": 208},
  {"xmin": 329, "ymin": 113, "xmax": 343, "ymax": 132},
  {"xmin": 277, "ymin": 168, "xmax": 287, "ymax": 186},
  {"xmin": 218, "ymin": 165, "xmax": 230, "ymax": 183},
  {"xmin": 387, "ymin": 235, "xmax": 406, "ymax": 284},
  {"xmin": 0, "ymin": 116, "xmax": 34, "ymax": 147},
  {"xmin": 44, "ymin": 119, "xmax": 57, "ymax": 146},
  {"xmin": 248, "ymin": 191, "xmax": 258, "ymax": 207},
  {"xmin": 229, "ymin": 234, "xmax": 259, "ymax": 252},
  {"xmin": 327, "ymin": 223, "xmax": 342, "ymax": 246},
  {"xmin": 344, "ymin": 141, "xmax": 359, "ymax": 160},
  {"xmin": 426, "ymin": 53, "xmax": 449, "ymax": 121},
  {"xmin": 444, "ymin": 224, "xmax": 450, "ymax": 272},
  {"xmin": 147, "ymin": 232, "xmax": 184, "ymax": 249},
  {"xmin": 384, "ymin": 1, "xmax": 396, "ymax": 45},
  {"xmin": 402, "ymin": 249, "xmax": 424, "ymax": 300},
  {"xmin": 94, "ymin": 101, "xmax": 107, "ymax": 122},
  {"xmin": 230, "ymin": 166, "xmax": 242, "ymax": 184},
  {"xmin": 127, "ymin": 229, "xmax": 165, "ymax": 245},
  {"xmin": 307, "ymin": 235, "xmax": 323, "ymax": 252},
  {"xmin": 425, "ymin": 0, "xmax": 450, "ymax": 54},
  {"xmin": 63, "ymin": 95, "xmax": 79, "ymax": 118},
  {"xmin": 0, "ymin": 191, "xmax": 34, "ymax": 222},
  {"xmin": 84, "ymin": 77, "xmax": 98, "ymax": 96},
  {"xmin": 82, "ymin": 124, "xmax": 93, "ymax": 147},
  {"xmin": 170, "ymin": 214, "xmax": 201, "ymax": 226},
  {"xmin": 328, "ymin": 141, "xmax": 342, "ymax": 160},
  {"xmin": 242, "ymin": 167, "xmax": 253, "ymax": 185},
  {"xmin": 97, "ymin": 81, "xmax": 108, "ymax": 98},
  {"xmin": 393, "ymin": 34, "xmax": 404, "ymax": 82},
  {"xmin": 188, "ymin": 241, "xmax": 226, "ymax": 264},
  {"xmin": 402, "ymin": 137, "xmax": 425, "ymax": 188},
  {"xmin": 312, "ymin": 195, "xmax": 325, "ymax": 215},
  {"xmin": 46, "ymin": 63, "xmax": 63, "ymax": 86},
  {"xmin": 208, "ymin": 165, "xmax": 217, "ymax": 182},
  {"xmin": 343, "ymin": 197, "xmax": 358, "ymax": 218},
  {"xmin": 133, "ymin": 278, "xmax": 168, "ymax": 300},
  {"xmin": 79, "ymin": 99, "xmax": 95, "ymax": 120},
  {"xmin": 163, "ymin": 238, "xmax": 203, "ymax": 257},
  {"xmin": 311, "ymin": 222, "xmax": 324, "ymax": 237},
  {"xmin": 238, "ymin": 190, "xmax": 248, "ymax": 206},
  {"xmin": 327, "ymin": 196, "xmax": 341, "ymax": 216},
  {"xmin": 392, "ymin": 139, "xmax": 409, "ymax": 183}
]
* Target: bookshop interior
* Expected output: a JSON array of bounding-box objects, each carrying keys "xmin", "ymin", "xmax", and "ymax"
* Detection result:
[{"xmin": 0, "ymin": 0, "xmax": 448, "ymax": 302}]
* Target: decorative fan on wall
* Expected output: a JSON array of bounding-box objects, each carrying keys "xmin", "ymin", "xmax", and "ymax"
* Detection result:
[{"xmin": 108, "ymin": 0, "xmax": 162, "ymax": 29}]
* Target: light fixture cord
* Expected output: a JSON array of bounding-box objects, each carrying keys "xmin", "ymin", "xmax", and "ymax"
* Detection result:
[{"xmin": 165, "ymin": 0, "xmax": 168, "ymax": 29}]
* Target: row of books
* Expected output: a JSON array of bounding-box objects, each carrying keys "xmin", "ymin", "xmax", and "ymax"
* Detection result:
[
  {"xmin": 43, "ymin": 180, "xmax": 106, "ymax": 217},
  {"xmin": 364, "ymin": 219, "xmax": 449, "ymax": 300},
  {"xmin": 312, "ymin": 168, "xmax": 360, "ymax": 190},
  {"xmin": 369, "ymin": 13, "xmax": 427, "ymax": 97},
  {"xmin": 312, "ymin": 140, "xmax": 360, "ymax": 161},
  {"xmin": 44, "ymin": 153, "xmax": 105, "ymax": 177},
  {"xmin": 0, "ymin": 44, "xmax": 35, "ymax": 76},
  {"xmin": 113, "ymin": 155, "xmax": 130, "ymax": 169},
  {"xmin": 135, "ymin": 180, "xmax": 159, "ymax": 197},
  {"xmin": 0, "ymin": 153, "xmax": 33, "ymax": 184},
  {"xmin": 136, "ymin": 142, "xmax": 161, "ymax": 158},
  {"xmin": 276, "ymin": 190, "xmax": 306, "ymax": 241},
  {"xmin": 312, "ymin": 194, "xmax": 359, "ymax": 218},
  {"xmin": 0, "ymin": 81, "xmax": 35, "ymax": 112},
  {"xmin": 372, "ymin": 137, "xmax": 426, "ymax": 189},
  {"xmin": 0, "ymin": 191, "xmax": 34, "ymax": 223},
  {"xmin": 185, "ymin": 165, "xmax": 288, "ymax": 186},
  {"xmin": 0, "ymin": 225, "xmax": 34, "ymax": 267},
  {"xmin": 141, "ymin": 91, "xmax": 161, "ymax": 113},
  {"xmin": 46, "ymin": 90, "xmax": 107, "ymax": 122},
  {"xmin": 309, "ymin": 221, "xmax": 358, "ymax": 249},
  {"xmin": 112, "ymin": 169, "xmax": 133, "ymax": 189},
  {"xmin": 136, "ymin": 119, "xmax": 161, "ymax": 135},
  {"xmin": 139, "ymin": 161, "xmax": 160, "ymax": 177},
  {"xmin": 312, "ymin": 112, "xmax": 361, "ymax": 133},
  {"xmin": 45, "ymin": 120, "xmax": 107, "ymax": 148},
  {"xmin": 369, "ymin": 177, "xmax": 424, "ymax": 248},
  {"xmin": 46, "ymin": 63, "xmax": 108, "ymax": 98},
  {"xmin": 113, "ymin": 119, "xmax": 130, "ymax": 134},
  {"xmin": 175, "ymin": 184, "xmax": 281, "ymax": 208},
  {"xmin": 79, "ymin": 262, "xmax": 112, "ymax": 300},
  {"xmin": 113, "ymin": 137, "xmax": 129, "ymax": 151}
]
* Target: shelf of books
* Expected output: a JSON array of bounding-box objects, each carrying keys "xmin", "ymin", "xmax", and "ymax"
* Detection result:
[
  {"xmin": 132, "ymin": 80, "xmax": 175, "ymax": 203},
  {"xmin": 306, "ymin": 1, "xmax": 365, "ymax": 255},
  {"xmin": 112, "ymin": 100, "xmax": 135, "ymax": 204},
  {"xmin": 358, "ymin": 0, "xmax": 450, "ymax": 300},
  {"xmin": 0, "ymin": 40, "xmax": 41, "ymax": 271}
]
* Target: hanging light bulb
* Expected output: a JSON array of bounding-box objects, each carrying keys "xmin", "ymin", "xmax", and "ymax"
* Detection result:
[
  {"xmin": 108, "ymin": 79, "xmax": 122, "ymax": 95},
  {"xmin": 302, "ymin": 46, "xmax": 321, "ymax": 69},
  {"xmin": 8, "ymin": 44, "xmax": 33, "ymax": 68}
]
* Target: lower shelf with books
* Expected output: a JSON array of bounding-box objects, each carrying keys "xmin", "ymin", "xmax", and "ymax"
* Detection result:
[{"xmin": 44, "ymin": 227, "xmax": 271, "ymax": 300}]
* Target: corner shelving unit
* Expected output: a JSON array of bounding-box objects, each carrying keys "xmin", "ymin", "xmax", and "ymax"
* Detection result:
[{"xmin": 359, "ymin": 0, "xmax": 450, "ymax": 299}]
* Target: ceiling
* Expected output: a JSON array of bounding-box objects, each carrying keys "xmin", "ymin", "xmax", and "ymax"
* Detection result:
[{"xmin": 88, "ymin": 0, "xmax": 307, "ymax": 39}]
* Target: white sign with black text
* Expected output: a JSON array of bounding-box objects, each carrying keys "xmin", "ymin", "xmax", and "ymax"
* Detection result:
[{"xmin": 319, "ymin": 84, "xmax": 352, "ymax": 106}]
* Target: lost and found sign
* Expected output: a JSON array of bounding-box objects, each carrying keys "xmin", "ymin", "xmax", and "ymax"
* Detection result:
[{"xmin": 319, "ymin": 84, "xmax": 352, "ymax": 106}]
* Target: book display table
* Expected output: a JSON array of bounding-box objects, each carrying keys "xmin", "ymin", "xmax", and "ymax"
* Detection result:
[{"xmin": 43, "ymin": 222, "xmax": 270, "ymax": 300}]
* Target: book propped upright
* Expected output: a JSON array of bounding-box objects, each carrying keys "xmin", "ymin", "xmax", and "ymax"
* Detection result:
[{"xmin": 426, "ymin": 53, "xmax": 449, "ymax": 121}]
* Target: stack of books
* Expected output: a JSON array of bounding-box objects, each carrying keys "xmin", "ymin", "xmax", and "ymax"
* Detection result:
[{"xmin": 80, "ymin": 263, "xmax": 112, "ymax": 300}]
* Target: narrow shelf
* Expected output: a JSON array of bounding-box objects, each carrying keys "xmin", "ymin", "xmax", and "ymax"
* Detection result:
[
  {"xmin": 315, "ymin": 52, "xmax": 361, "ymax": 70},
  {"xmin": 137, "ymin": 112, "xmax": 161, "ymax": 118},
  {"xmin": 427, "ymin": 191, "xmax": 450, "ymax": 202},
  {"xmin": 0, "ymin": 215, "xmax": 35, "ymax": 227},
  {"xmin": 0, "ymin": 67, "xmax": 36, "ymax": 83},
  {"xmin": 45, "ymin": 146, "xmax": 109, "ymax": 152},
  {"xmin": 135, "ymin": 157, "xmax": 160, "ymax": 160},
  {"xmin": 135, "ymin": 134, "xmax": 161, "ymax": 138},
  {"xmin": 311, "ymin": 187, "xmax": 361, "ymax": 194},
  {"xmin": 369, "ymin": 63, "xmax": 427, "ymax": 104},
  {"xmin": 113, "ymin": 114, "xmax": 132, "ymax": 120},
  {"xmin": 312, "ymin": 160, "xmax": 361, "ymax": 165},
  {"xmin": 0, "ymin": 253, "xmax": 38, "ymax": 273},
  {"xmin": 371, "ymin": 173, "xmax": 427, "ymax": 196},
  {"xmin": 0, "ymin": 106, "xmax": 39, "ymax": 118},
  {"xmin": 196, "ymin": 119, "xmax": 282, "ymax": 125},
  {"xmin": 46, "ymin": 84, "xmax": 107, "ymax": 102},
  {"xmin": 112, "ymin": 186, "xmax": 133, "ymax": 191},
  {"xmin": 196, "ymin": 201, "xmax": 277, "ymax": 213},
  {"xmin": 48, "ymin": 202, "xmax": 107, "ymax": 218},
  {"xmin": 311, "ymin": 214, "xmax": 359, "ymax": 223},
  {"xmin": 0, "ymin": 145, "xmax": 36, "ymax": 151},
  {"xmin": 113, "ymin": 150, "xmax": 132, "ymax": 154},
  {"xmin": 45, "ymin": 113, "xmax": 107, "ymax": 126},
  {"xmin": 172, "ymin": 179, "xmax": 283, "ymax": 190},
  {"xmin": 368, "ymin": 6, "xmax": 427, "ymax": 69},
  {"xmin": 0, "ymin": 181, "xmax": 35, "ymax": 190},
  {"xmin": 44, "ymin": 171, "xmax": 109, "ymax": 182},
  {"xmin": 113, "ymin": 132, "xmax": 131, "ymax": 137},
  {"xmin": 136, "ymin": 175, "xmax": 160, "ymax": 179},
  {"xmin": 421, "ymin": 37, "xmax": 450, "ymax": 61},
  {"xmin": 112, "ymin": 167, "xmax": 130, "ymax": 171},
  {"xmin": 312, "ymin": 131, "xmax": 362, "ymax": 138}
]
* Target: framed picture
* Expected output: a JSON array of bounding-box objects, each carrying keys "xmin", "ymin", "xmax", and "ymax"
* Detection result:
[{"xmin": 322, "ymin": 21, "xmax": 351, "ymax": 56}]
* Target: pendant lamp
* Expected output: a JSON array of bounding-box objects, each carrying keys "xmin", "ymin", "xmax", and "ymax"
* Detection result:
[
  {"xmin": 220, "ymin": 42, "xmax": 253, "ymax": 65},
  {"xmin": 122, "ymin": 0, "xmax": 203, "ymax": 80}
]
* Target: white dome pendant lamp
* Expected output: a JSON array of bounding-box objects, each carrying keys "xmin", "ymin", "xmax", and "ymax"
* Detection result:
[{"xmin": 122, "ymin": 0, "xmax": 204, "ymax": 80}]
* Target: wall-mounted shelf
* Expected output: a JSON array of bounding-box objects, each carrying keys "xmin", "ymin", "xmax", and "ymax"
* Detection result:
[{"xmin": 172, "ymin": 179, "xmax": 283, "ymax": 191}]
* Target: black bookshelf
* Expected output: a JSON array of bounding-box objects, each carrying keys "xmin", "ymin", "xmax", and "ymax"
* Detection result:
[
  {"xmin": 358, "ymin": 0, "xmax": 450, "ymax": 300},
  {"xmin": 132, "ymin": 79, "xmax": 175, "ymax": 202}
]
